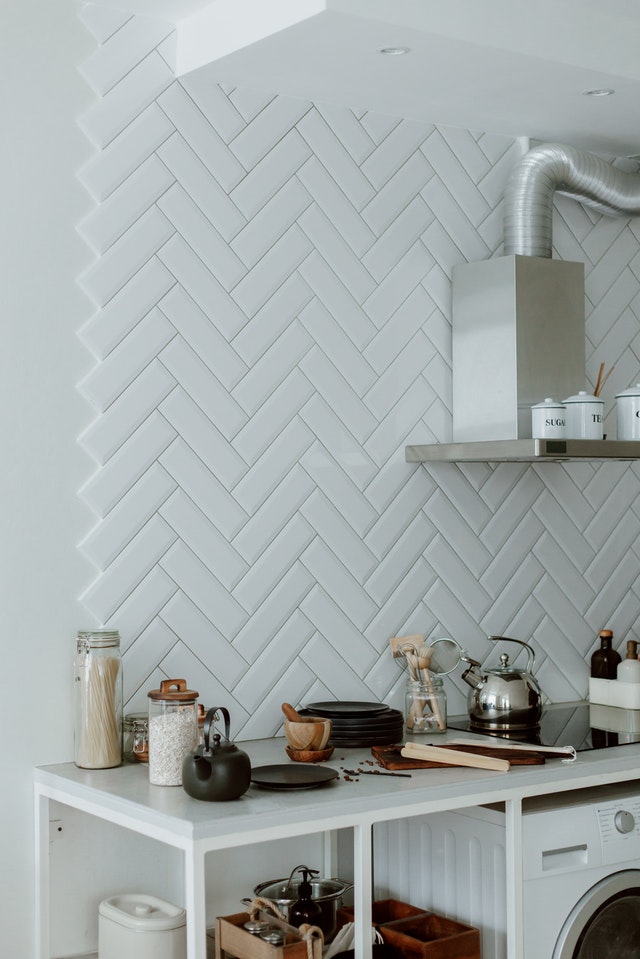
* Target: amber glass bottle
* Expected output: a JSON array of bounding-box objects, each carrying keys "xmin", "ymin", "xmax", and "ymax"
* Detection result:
[
  {"xmin": 590, "ymin": 629, "xmax": 621, "ymax": 679},
  {"xmin": 289, "ymin": 868, "xmax": 322, "ymax": 929}
]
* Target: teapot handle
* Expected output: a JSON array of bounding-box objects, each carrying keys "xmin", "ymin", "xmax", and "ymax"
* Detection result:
[
  {"xmin": 203, "ymin": 706, "xmax": 231, "ymax": 752},
  {"xmin": 488, "ymin": 635, "xmax": 535, "ymax": 672}
]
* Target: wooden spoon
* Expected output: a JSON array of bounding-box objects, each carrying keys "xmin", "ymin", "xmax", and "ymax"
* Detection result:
[{"xmin": 281, "ymin": 702, "xmax": 304, "ymax": 722}]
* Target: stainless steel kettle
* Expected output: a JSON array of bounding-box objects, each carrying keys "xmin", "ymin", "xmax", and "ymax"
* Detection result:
[{"xmin": 461, "ymin": 636, "xmax": 543, "ymax": 730}]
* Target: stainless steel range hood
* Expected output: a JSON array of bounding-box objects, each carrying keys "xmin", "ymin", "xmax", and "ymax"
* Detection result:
[
  {"xmin": 408, "ymin": 143, "xmax": 640, "ymax": 464},
  {"xmin": 451, "ymin": 253, "xmax": 584, "ymax": 441}
]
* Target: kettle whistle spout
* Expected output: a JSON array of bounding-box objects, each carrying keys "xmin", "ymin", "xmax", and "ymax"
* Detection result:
[
  {"xmin": 193, "ymin": 754, "xmax": 211, "ymax": 781},
  {"xmin": 461, "ymin": 664, "xmax": 485, "ymax": 690}
]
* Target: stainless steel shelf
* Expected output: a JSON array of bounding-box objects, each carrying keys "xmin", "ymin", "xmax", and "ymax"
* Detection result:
[{"xmin": 406, "ymin": 439, "xmax": 640, "ymax": 463}]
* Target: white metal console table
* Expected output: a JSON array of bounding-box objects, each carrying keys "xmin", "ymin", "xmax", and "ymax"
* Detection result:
[{"xmin": 34, "ymin": 735, "xmax": 640, "ymax": 959}]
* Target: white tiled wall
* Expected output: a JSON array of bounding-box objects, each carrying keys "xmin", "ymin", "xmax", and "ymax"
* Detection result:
[{"xmin": 77, "ymin": 5, "xmax": 640, "ymax": 737}]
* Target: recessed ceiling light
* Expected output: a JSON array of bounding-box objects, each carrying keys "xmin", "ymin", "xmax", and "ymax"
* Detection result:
[
  {"xmin": 379, "ymin": 46, "xmax": 411, "ymax": 56},
  {"xmin": 582, "ymin": 88, "xmax": 615, "ymax": 97}
]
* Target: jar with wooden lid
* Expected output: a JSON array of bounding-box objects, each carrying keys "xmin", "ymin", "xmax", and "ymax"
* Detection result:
[
  {"xmin": 74, "ymin": 630, "xmax": 123, "ymax": 769},
  {"xmin": 148, "ymin": 679, "xmax": 199, "ymax": 786}
]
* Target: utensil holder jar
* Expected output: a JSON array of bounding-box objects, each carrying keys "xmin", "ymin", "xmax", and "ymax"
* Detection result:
[
  {"xmin": 74, "ymin": 630, "xmax": 123, "ymax": 769},
  {"xmin": 405, "ymin": 678, "xmax": 447, "ymax": 734}
]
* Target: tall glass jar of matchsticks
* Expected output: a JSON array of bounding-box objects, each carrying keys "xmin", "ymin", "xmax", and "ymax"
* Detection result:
[{"xmin": 74, "ymin": 630, "xmax": 123, "ymax": 769}]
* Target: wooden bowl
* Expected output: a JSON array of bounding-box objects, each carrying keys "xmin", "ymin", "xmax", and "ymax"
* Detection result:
[
  {"xmin": 284, "ymin": 716, "xmax": 332, "ymax": 751},
  {"xmin": 286, "ymin": 745, "xmax": 334, "ymax": 763}
]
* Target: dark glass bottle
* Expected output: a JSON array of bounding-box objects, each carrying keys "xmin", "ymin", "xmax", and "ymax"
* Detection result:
[
  {"xmin": 590, "ymin": 629, "xmax": 621, "ymax": 679},
  {"xmin": 288, "ymin": 868, "xmax": 322, "ymax": 929}
]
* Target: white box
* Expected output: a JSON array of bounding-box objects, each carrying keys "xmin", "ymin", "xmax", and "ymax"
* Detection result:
[
  {"xmin": 589, "ymin": 702, "xmax": 640, "ymax": 734},
  {"xmin": 99, "ymin": 893, "xmax": 186, "ymax": 959},
  {"xmin": 589, "ymin": 677, "xmax": 640, "ymax": 710}
]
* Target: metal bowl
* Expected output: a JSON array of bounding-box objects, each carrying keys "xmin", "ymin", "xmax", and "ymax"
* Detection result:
[{"xmin": 252, "ymin": 876, "xmax": 352, "ymax": 937}]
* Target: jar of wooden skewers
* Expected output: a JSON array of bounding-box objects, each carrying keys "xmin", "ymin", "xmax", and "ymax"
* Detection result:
[{"xmin": 74, "ymin": 630, "xmax": 123, "ymax": 769}]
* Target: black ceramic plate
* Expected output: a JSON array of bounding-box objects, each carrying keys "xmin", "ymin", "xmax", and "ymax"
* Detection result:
[
  {"xmin": 329, "ymin": 721, "xmax": 404, "ymax": 735},
  {"xmin": 303, "ymin": 701, "xmax": 390, "ymax": 718},
  {"xmin": 300, "ymin": 708, "xmax": 403, "ymax": 733},
  {"xmin": 328, "ymin": 734, "xmax": 402, "ymax": 748},
  {"xmin": 325, "ymin": 713, "xmax": 404, "ymax": 732},
  {"xmin": 250, "ymin": 764, "xmax": 339, "ymax": 790}
]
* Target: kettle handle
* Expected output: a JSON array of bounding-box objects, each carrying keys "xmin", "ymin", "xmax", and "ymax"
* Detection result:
[
  {"xmin": 488, "ymin": 635, "xmax": 535, "ymax": 672},
  {"xmin": 203, "ymin": 706, "xmax": 231, "ymax": 752}
]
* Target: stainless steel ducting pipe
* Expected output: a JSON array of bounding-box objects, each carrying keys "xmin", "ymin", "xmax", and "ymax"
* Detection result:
[{"xmin": 504, "ymin": 143, "xmax": 640, "ymax": 258}]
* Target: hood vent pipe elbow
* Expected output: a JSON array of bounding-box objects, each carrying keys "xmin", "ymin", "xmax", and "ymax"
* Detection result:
[{"xmin": 504, "ymin": 142, "xmax": 640, "ymax": 258}]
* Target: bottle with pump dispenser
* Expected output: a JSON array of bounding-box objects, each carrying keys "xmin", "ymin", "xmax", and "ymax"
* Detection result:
[
  {"xmin": 288, "ymin": 866, "xmax": 322, "ymax": 929},
  {"xmin": 617, "ymin": 640, "xmax": 640, "ymax": 683},
  {"xmin": 590, "ymin": 629, "xmax": 621, "ymax": 679}
]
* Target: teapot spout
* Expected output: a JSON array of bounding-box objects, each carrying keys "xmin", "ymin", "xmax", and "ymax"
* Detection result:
[
  {"xmin": 193, "ymin": 754, "xmax": 211, "ymax": 782},
  {"xmin": 461, "ymin": 664, "xmax": 485, "ymax": 690}
]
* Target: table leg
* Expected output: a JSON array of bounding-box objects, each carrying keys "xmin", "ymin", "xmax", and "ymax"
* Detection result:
[
  {"xmin": 352, "ymin": 822, "xmax": 373, "ymax": 959},
  {"xmin": 185, "ymin": 842, "xmax": 208, "ymax": 959},
  {"xmin": 34, "ymin": 786, "xmax": 50, "ymax": 959},
  {"xmin": 505, "ymin": 798, "xmax": 524, "ymax": 959}
]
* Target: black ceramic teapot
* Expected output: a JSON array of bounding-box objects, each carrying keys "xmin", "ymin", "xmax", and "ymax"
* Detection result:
[{"xmin": 182, "ymin": 706, "xmax": 251, "ymax": 801}]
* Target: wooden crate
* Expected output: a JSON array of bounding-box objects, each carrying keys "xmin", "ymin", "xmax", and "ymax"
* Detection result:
[
  {"xmin": 379, "ymin": 913, "xmax": 480, "ymax": 959},
  {"xmin": 336, "ymin": 899, "xmax": 480, "ymax": 959},
  {"xmin": 337, "ymin": 899, "xmax": 425, "ymax": 927},
  {"xmin": 216, "ymin": 913, "xmax": 323, "ymax": 959}
]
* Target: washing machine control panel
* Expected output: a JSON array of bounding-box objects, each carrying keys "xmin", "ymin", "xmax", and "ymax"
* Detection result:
[{"xmin": 597, "ymin": 795, "xmax": 640, "ymax": 863}]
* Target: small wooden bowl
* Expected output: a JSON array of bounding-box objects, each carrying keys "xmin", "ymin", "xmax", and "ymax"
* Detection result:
[
  {"xmin": 286, "ymin": 745, "xmax": 335, "ymax": 763},
  {"xmin": 284, "ymin": 716, "xmax": 332, "ymax": 751}
]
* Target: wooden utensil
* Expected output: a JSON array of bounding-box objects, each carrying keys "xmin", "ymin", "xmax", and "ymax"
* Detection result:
[
  {"xmin": 401, "ymin": 742, "xmax": 510, "ymax": 772},
  {"xmin": 281, "ymin": 702, "xmax": 305, "ymax": 722},
  {"xmin": 415, "ymin": 645, "xmax": 446, "ymax": 731}
]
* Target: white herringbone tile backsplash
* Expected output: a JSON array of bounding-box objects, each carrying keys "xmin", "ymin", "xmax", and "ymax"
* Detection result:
[{"xmin": 76, "ymin": 5, "xmax": 640, "ymax": 736}]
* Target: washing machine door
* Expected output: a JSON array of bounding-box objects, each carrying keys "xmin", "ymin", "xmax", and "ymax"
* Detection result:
[{"xmin": 553, "ymin": 869, "xmax": 640, "ymax": 958}]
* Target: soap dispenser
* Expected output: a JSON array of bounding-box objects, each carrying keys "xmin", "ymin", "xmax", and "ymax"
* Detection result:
[
  {"xmin": 617, "ymin": 640, "xmax": 640, "ymax": 683},
  {"xmin": 288, "ymin": 866, "xmax": 322, "ymax": 928}
]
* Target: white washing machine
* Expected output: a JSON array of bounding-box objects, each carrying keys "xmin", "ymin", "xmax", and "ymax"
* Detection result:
[{"xmin": 523, "ymin": 782, "xmax": 640, "ymax": 958}]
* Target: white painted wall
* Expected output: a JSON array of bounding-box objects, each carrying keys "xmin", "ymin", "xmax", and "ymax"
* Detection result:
[{"xmin": 0, "ymin": 1, "xmax": 94, "ymax": 953}]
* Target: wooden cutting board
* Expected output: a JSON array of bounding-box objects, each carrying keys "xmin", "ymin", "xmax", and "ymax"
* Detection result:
[{"xmin": 372, "ymin": 743, "xmax": 546, "ymax": 769}]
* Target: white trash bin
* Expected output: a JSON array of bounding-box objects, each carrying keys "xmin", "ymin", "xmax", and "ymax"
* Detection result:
[{"xmin": 99, "ymin": 893, "xmax": 187, "ymax": 959}]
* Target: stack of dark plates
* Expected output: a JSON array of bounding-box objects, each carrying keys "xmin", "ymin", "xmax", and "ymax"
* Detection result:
[{"xmin": 300, "ymin": 701, "xmax": 404, "ymax": 748}]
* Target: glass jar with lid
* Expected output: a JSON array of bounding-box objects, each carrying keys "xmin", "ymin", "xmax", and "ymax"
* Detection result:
[
  {"xmin": 123, "ymin": 713, "xmax": 149, "ymax": 763},
  {"xmin": 148, "ymin": 679, "xmax": 199, "ymax": 785},
  {"xmin": 74, "ymin": 630, "xmax": 123, "ymax": 769}
]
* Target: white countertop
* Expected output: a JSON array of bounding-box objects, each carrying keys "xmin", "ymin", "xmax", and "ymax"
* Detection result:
[{"xmin": 35, "ymin": 730, "xmax": 640, "ymax": 847}]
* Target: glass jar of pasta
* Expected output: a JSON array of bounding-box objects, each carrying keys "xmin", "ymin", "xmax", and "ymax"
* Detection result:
[{"xmin": 74, "ymin": 630, "xmax": 123, "ymax": 769}]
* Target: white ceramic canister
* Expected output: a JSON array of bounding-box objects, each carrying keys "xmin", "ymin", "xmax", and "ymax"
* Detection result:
[
  {"xmin": 531, "ymin": 398, "xmax": 566, "ymax": 439},
  {"xmin": 563, "ymin": 391, "xmax": 604, "ymax": 439},
  {"xmin": 615, "ymin": 384, "xmax": 640, "ymax": 440}
]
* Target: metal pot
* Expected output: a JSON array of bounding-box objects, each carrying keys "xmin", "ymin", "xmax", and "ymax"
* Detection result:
[
  {"xmin": 462, "ymin": 636, "xmax": 543, "ymax": 730},
  {"xmin": 253, "ymin": 866, "xmax": 352, "ymax": 937}
]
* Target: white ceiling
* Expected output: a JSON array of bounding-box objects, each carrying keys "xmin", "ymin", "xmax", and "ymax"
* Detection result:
[{"xmin": 96, "ymin": 0, "xmax": 640, "ymax": 155}]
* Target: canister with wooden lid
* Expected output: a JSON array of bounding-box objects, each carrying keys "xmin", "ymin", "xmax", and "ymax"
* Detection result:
[{"xmin": 147, "ymin": 679, "xmax": 199, "ymax": 786}]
